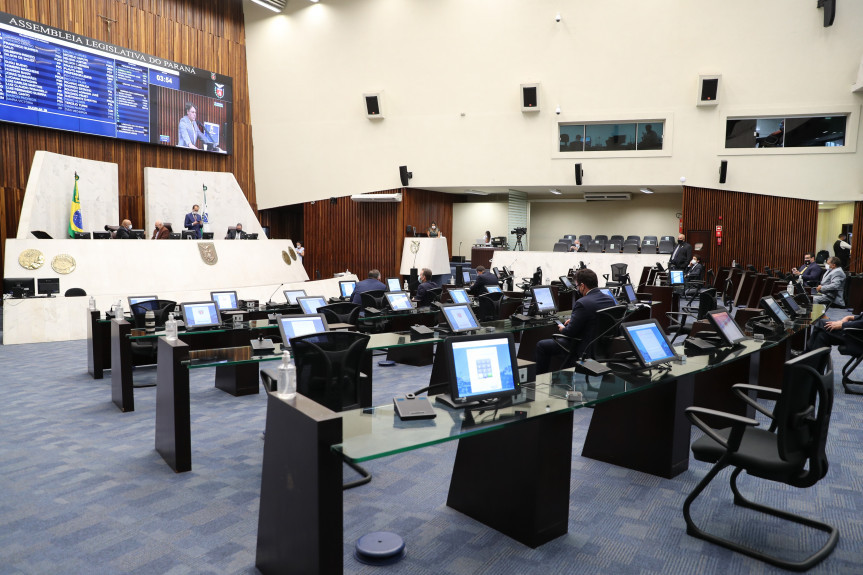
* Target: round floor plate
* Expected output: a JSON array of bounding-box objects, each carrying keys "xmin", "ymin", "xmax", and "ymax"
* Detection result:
[{"xmin": 355, "ymin": 531, "xmax": 406, "ymax": 566}]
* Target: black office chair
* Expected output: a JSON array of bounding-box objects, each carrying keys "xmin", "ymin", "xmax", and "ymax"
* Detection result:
[
  {"xmin": 424, "ymin": 287, "xmax": 443, "ymax": 306},
  {"xmin": 657, "ymin": 240, "xmax": 674, "ymax": 254},
  {"xmin": 128, "ymin": 300, "xmax": 177, "ymax": 384},
  {"xmin": 603, "ymin": 263, "xmax": 629, "ymax": 291},
  {"xmin": 273, "ymin": 331, "xmax": 372, "ymax": 490},
  {"xmin": 586, "ymin": 241, "xmax": 605, "ymax": 253},
  {"xmin": 552, "ymin": 304, "xmax": 628, "ymax": 365},
  {"xmin": 476, "ymin": 291, "xmax": 504, "ymax": 321},
  {"xmin": 360, "ymin": 290, "xmax": 387, "ymax": 310},
  {"xmin": 552, "ymin": 241, "xmax": 570, "ymax": 253},
  {"xmin": 64, "ymin": 288, "xmax": 87, "ymax": 297},
  {"xmin": 666, "ymin": 289, "xmax": 718, "ymax": 342},
  {"xmin": 622, "ymin": 243, "xmax": 639, "ymax": 254},
  {"xmin": 683, "ymin": 347, "xmax": 838, "ymax": 571},
  {"xmin": 834, "ymin": 327, "xmax": 863, "ymax": 395},
  {"xmin": 318, "ymin": 302, "xmax": 361, "ymax": 326}
]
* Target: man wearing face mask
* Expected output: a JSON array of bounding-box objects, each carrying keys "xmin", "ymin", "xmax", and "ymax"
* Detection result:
[
  {"xmin": 533, "ymin": 268, "xmax": 616, "ymax": 374},
  {"xmin": 569, "ymin": 239, "xmax": 582, "ymax": 252},
  {"xmin": 813, "ymin": 256, "xmax": 845, "ymax": 307},
  {"xmin": 427, "ymin": 221, "xmax": 440, "ymax": 238},
  {"xmin": 685, "ymin": 255, "xmax": 704, "ymax": 282},
  {"xmin": 791, "ymin": 252, "xmax": 824, "ymax": 287},
  {"xmin": 669, "ymin": 233, "xmax": 692, "ymax": 270}
]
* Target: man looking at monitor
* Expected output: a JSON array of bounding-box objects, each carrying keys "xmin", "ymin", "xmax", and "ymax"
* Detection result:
[
  {"xmin": 152, "ymin": 221, "xmax": 171, "ymax": 240},
  {"xmin": 351, "ymin": 269, "xmax": 387, "ymax": 305},
  {"xmin": 184, "ymin": 204, "xmax": 203, "ymax": 239},
  {"xmin": 791, "ymin": 252, "xmax": 824, "ymax": 287},
  {"xmin": 178, "ymin": 102, "xmax": 216, "ymax": 149},
  {"xmin": 534, "ymin": 268, "xmax": 616, "ymax": 374},
  {"xmin": 226, "ymin": 223, "xmax": 246, "ymax": 239},
  {"xmin": 469, "ymin": 266, "xmax": 500, "ymax": 296},
  {"xmin": 669, "ymin": 233, "xmax": 692, "ymax": 270},
  {"xmin": 115, "ymin": 219, "xmax": 133, "ymax": 239},
  {"xmin": 415, "ymin": 268, "xmax": 440, "ymax": 306},
  {"xmin": 813, "ymin": 256, "xmax": 845, "ymax": 307}
]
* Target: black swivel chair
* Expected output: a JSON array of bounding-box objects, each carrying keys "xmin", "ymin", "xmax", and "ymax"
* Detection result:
[
  {"xmin": 64, "ymin": 288, "xmax": 87, "ymax": 297},
  {"xmin": 128, "ymin": 300, "xmax": 177, "ymax": 384},
  {"xmin": 833, "ymin": 327, "xmax": 863, "ymax": 396},
  {"xmin": 552, "ymin": 241, "xmax": 570, "ymax": 253},
  {"xmin": 603, "ymin": 263, "xmax": 629, "ymax": 291},
  {"xmin": 666, "ymin": 289, "xmax": 718, "ymax": 342},
  {"xmin": 683, "ymin": 347, "xmax": 838, "ymax": 571},
  {"xmin": 360, "ymin": 290, "xmax": 387, "ymax": 311},
  {"xmin": 318, "ymin": 302, "xmax": 362, "ymax": 326},
  {"xmin": 476, "ymin": 291, "xmax": 504, "ymax": 321},
  {"xmin": 422, "ymin": 287, "xmax": 443, "ymax": 306},
  {"xmin": 552, "ymin": 304, "xmax": 628, "ymax": 366},
  {"xmin": 265, "ymin": 331, "xmax": 373, "ymax": 490}
]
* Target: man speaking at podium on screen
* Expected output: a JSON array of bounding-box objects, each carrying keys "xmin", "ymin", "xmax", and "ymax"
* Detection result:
[{"xmin": 178, "ymin": 102, "xmax": 216, "ymax": 150}]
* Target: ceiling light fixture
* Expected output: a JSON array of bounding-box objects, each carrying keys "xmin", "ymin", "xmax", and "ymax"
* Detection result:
[
  {"xmin": 550, "ymin": 189, "xmax": 562, "ymax": 195},
  {"xmin": 639, "ymin": 187, "xmax": 654, "ymax": 194},
  {"xmin": 464, "ymin": 190, "xmax": 489, "ymax": 196},
  {"xmin": 249, "ymin": 0, "xmax": 286, "ymax": 12}
]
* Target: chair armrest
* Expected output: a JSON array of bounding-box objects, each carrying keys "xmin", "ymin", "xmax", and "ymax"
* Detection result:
[
  {"xmin": 551, "ymin": 333, "xmax": 580, "ymax": 353},
  {"xmin": 842, "ymin": 327, "xmax": 863, "ymax": 344},
  {"xmin": 731, "ymin": 383, "xmax": 779, "ymax": 419},
  {"xmin": 685, "ymin": 406, "xmax": 759, "ymax": 451}
]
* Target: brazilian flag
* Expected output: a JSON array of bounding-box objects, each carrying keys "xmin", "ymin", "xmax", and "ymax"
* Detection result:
[{"xmin": 68, "ymin": 172, "xmax": 83, "ymax": 237}]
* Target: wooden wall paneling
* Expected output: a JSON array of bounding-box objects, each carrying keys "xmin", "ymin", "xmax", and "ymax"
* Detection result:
[
  {"xmin": 402, "ymin": 188, "xmax": 455, "ymax": 258},
  {"xmin": 851, "ymin": 202, "xmax": 863, "ymax": 273}
]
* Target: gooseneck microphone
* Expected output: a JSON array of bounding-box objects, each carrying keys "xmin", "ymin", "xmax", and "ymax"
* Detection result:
[
  {"xmin": 267, "ymin": 282, "xmax": 287, "ymax": 305},
  {"xmin": 571, "ymin": 301, "xmax": 639, "ymax": 376}
]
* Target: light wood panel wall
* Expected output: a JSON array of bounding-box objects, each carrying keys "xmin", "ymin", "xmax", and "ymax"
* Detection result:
[
  {"xmin": 0, "ymin": 0, "xmax": 254, "ymax": 283},
  {"xmin": 681, "ymin": 186, "xmax": 818, "ymax": 275}
]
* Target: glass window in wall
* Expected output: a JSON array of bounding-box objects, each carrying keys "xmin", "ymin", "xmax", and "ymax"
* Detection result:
[
  {"xmin": 585, "ymin": 123, "xmax": 637, "ymax": 151},
  {"xmin": 558, "ymin": 121, "xmax": 664, "ymax": 152},
  {"xmin": 559, "ymin": 124, "xmax": 585, "ymax": 152},
  {"xmin": 725, "ymin": 115, "xmax": 846, "ymax": 149}
]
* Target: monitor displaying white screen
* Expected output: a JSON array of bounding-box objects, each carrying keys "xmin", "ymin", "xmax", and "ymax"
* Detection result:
[
  {"xmin": 284, "ymin": 290, "xmax": 307, "ymax": 305},
  {"xmin": 485, "ymin": 285, "xmax": 503, "ymax": 294},
  {"xmin": 339, "ymin": 281, "xmax": 356, "ymax": 299},
  {"xmin": 298, "ymin": 296, "xmax": 327, "ymax": 314},
  {"xmin": 128, "ymin": 295, "xmax": 157, "ymax": 309},
  {"xmin": 385, "ymin": 291, "xmax": 414, "ymax": 311},
  {"xmin": 531, "ymin": 286, "xmax": 557, "ymax": 314},
  {"xmin": 760, "ymin": 296, "xmax": 790, "ymax": 324},
  {"xmin": 622, "ymin": 284, "xmax": 638, "ymax": 304},
  {"xmin": 442, "ymin": 303, "xmax": 480, "ymax": 333},
  {"xmin": 777, "ymin": 290, "xmax": 802, "ymax": 314},
  {"xmin": 462, "ymin": 271, "xmax": 472, "ymax": 284},
  {"xmin": 598, "ymin": 288, "xmax": 619, "ymax": 305},
  {"xmin": 621, "ymin": 319, "xmax": 678, "ymax": 368},
  {"xmin": 445, "ymin": 333, "xmax": 520, "ymax": 403},
  {"xmin": 386, "ymin": 278, "xmax": 402, "ymax": 292},
  {"xmin": 210, "ymin": 291, "xmax": 239, "ymax": 311},
  {"xmin": 449, "ymin": 288, "xmax": 470, "ymax": 304},
  {"xmin": 181, "ymin": 301, "xmax": 221, "ymax": 330},
  {"xmin": 706, "ymin": 309, "xmax": 748, "ymax": 346},
  {"xmin": 277, "ymin": 313, "xmax": 328, "ymax": 347},
  {"xmin": 669, "ymin": 270, "xmax": 684, "ymax": 285},
  {"xmin": 558, "ymin": 276, "xmax": 574, "ymax": 289}
]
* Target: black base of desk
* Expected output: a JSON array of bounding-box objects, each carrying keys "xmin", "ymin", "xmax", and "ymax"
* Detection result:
[{"xmin": 155, "ymin": 337, "xmax": 191, "ymax": 473}]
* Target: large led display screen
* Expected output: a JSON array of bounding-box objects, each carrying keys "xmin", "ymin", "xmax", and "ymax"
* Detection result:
[{"xmin": 0, "ymin": 11, "xmax": 233, "ymax": 154}]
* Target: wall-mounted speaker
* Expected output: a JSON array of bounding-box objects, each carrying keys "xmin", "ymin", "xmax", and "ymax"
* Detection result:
[
  {"xmin": 818, "ymin": 0, "xmax": 836, "ymax": 27},
  {"xmin": 363, "ymin": 92, "xmax": 384, "ymax": 118},
  {"xmin": 399, "ymin": 165, "xmax": 412, "ymax": 187},
  {"xmin": 697, "ymin": 75, "xmax": 721, "ymax": 106},
  {"xmin": 330, "ymin": 197, "xmax": 337, "ymax": 205},
  {"xmin": 719, "ymin": 160, "xmax": 728, "ymax": 184},
  {"xmin": 521, "ymin": 83, "xmax": 540, "ymax": 112},
  {"xmin": 574, "ymin": 163, "xmax": 583, "ymax": 186}
]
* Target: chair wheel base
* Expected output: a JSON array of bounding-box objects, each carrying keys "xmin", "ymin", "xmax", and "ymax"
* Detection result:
[{"xmin": 355, "ymin": 532, "xmax": 405, "ymax": 566}]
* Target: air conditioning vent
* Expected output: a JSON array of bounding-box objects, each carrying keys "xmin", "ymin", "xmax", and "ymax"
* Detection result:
[
  {"xmin": 350, "ymin": 193, "xmax": 403, "ymax": 203},
  {"xmin": 583, "ymin": 193, "xmax": 631, "ymax": 201}
]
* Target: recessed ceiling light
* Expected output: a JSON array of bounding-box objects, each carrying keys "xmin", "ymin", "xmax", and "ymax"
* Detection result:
[
  {"xmin": 464, "ymin": 190, "xmax": 489, "ymax": 196},
  {"xmin": 250, "ymin": 0, "xmax": 285, "ymax": 12},
  {"xmin": 819, "ymin": 202, "xmax": 824, "ymax": 204},
  {"xmin": 550, "ymin": 189, "xmax": 562, "ymax": 195},
  {"xmin": 639, "ymin": 187, "xmax": 654, "ymax": 194}
]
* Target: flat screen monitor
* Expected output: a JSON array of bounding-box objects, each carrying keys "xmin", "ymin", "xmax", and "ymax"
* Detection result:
[
  {"xmin": 444, "ymin": 332, "xmax": 521, "ymax": 404},
  {"xmin": 441, "ymin": 303, "xmax": 481, "ymax": 333},
  {"xmin": 386, "ymin": 278, "xmax": 402, "ymax": 292},
  {"xmin": 385, "ymin": 291, "xmax": 415, "ymax": 311},
  {"xmin": 621, "ymin": 284, "xmax": 638, "ymax": 304},
  {"xmin": 493, "ymin": 267, "xmax": 501, "ymax": 278},
  {"xmin": 706, "ymin": 309, "xmax": 748, "ymax": 346},
  {"xmin": 558, "ymin": 276, "xmax": 574, "ymax": 289},
  {"xmin": 760, "ymin": 296, "xmax": 790, "ymax": 324},
  {"xmin": 598, "ymin": 288, "xmax": 619, "ymax": 305},
  {"xmin": 339, "ymin": 280, "xmax": 357, "ymax": 299},
  {"xmin": 92, "ymin": 231, "xmax": 111, "ymax": 239},
  {"xmin": 3, "ymin": 277, "xmax": 35, "ymax": 297},
  {"xmin": 128, "ymin": 295, "xmax": 157, "ymax": 309},
  {"xmin": 180, "ymin": 301, "xmax": 221, "ymax": 330},
  {"xmin": 448, "ymin": 288, "xmax": 470, "ymax": 304},
  {"xmin": 277, "ymin": 313, "xmax": 328, "ymax": 347},
  {"xmin": 210, "ymin": 290, "xmax": 239, "ymax": 311},
  {"xmin": 37, "ymin": 278, "xmax": 60, "ymax": 296},
  {"xmin": 181, "ymin": 231, "xmax": 196, "ymax": 239},
  {"xmin": 530, "ymin": 286, "xmax": 557, "ymax": 314},
  {"xmin": 297, "ymin": 296, "xmax": 327, "ymax": 314},
  {"xmin": 283, "ymin": 289, "xmax": 307, "ymax": 305},
  {"xmin": 202, "ymin": 232, "xmax": 214, "ymax": 240},
  {"xmin": 669, "ymin": 270, "xmax": 685, "ymax": 285},
  {"xmin": 485, "ymin": 285, "xmax": 503, "ymax": 294},
  {"xmin": 777, "ymin": 290, "xmax": 803, "ymax": 315},
  {"xmin": 462, "ymin": 271, "xmax": 472, "ymax": 284},
  {"xmin": 620, "ymin": 319, "xmax": 679, "ymax": 368}
]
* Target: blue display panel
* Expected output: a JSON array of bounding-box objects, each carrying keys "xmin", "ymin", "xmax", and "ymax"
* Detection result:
[{"xmin": 0, "ymin": 12, "xmax": 232, "ymax": 153}]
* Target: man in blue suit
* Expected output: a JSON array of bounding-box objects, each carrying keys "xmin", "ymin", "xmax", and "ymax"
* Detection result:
[
  {"xmin": 534, "ymin": 268, "xmax": 616, "ymax": 374},
  {"xmin": 351, "ymin": 269, "xmax": 387, "ymax": 305},
  {"xmin": 791, "ymin": 252, "xmax": 824, "ymax": 287},
  {"xmin": 184, "ymin": 204, "xmax": 203, "ymax": 239},
  {"xmin": 807, "ymin": 311, "xmax": 863, "ymax": 352},
  {"xmin": 469, "ymin": 266, "xmax": 501, "ymax": 296}
]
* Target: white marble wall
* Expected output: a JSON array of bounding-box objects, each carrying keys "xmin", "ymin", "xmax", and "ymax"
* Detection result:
[
  {"xmin": 144, "ymin": 168, "xmax": 265, "ymax": 238},
  {"xmin": 399, "ymin": 238, "xmax": 451, "ymax": 275},
  {"xmin": 16, "ymin": 151, "xmax": 120, "ymax": 239}
]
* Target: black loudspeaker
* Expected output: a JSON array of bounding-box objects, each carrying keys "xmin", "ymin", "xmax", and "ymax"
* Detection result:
[
  {"xmin": 330, "ymin": 197, "xmax": 337, "ymax": 205},
  {"xmin": 455, "ymin": 264, "xmax": 464, "ymax": 287},
  {"xmin": 365, "ymin": 94, "xmax": 381, "ymax": 116},
  {"xmin": 522, "ymin": 85, "xmax": 538, "ymax": 109},
  {"xmin": 818, "ymin": 0, "xmax": 836, "ymax": 27},
  {"xmin": 399, "ymin": 165, "xmax": 412, "ymax": 187},
  {"xmin": 719, "ymin": 160, "xmax": 728, "ymax": 184},
  {"xmin": 405, "ymin": 225, "xmax": 415, "ymax": 236},
  {"xmin": 409, "ymin": 268, "xmax": 419, "ymax": 291},
  {"xmin": 697, "ymin": 75, "xmax": 720, "ymax": 106},
  {"xmin": 574, "ymin": 163, "xmax": 583, "ymax": 186}
]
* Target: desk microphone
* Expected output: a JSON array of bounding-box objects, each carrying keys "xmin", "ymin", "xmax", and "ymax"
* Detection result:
[
  {"xmin": 267, "ymin": 282, "xmax": 287, "ymax": 305},
  {"xmin": 571, "ymin": 304, "xmax": 639, "ymax": 376},
  {"xmin": 458, "ymin": 241, "xmax": 462, "ymax": 258}
]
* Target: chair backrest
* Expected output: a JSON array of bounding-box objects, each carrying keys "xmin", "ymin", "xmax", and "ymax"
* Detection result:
[
  {"xmin": 643, "ymin": 235, "xmax": 658, "ymax": 242},
  {"xmin": 563, "ymin": 235, "xmax": 576, "ymax": 240},
  {"xmin": 587, "ymin": 241, "xmax": 604, "ymax": 253},
  {"xmin": 610, "ymin": 263, "xmax": 628, "ymax": 282},
  {"xmin": 64, "ymin": 287, "xmax": 87, "ymax": 297},
  {"xmin": 622, "ymin": 244, "xmax": 639, "ymax": 254},
  {"xmin": 609, "ymin": 235, "xmax": 624, "ymax": 243},
  {"xmin": 704, "ymin": 268, "xmax": 716, "ymax": 287},
  {"xmin": 552, "ymin": 241, "xmax": 570, "ymax": 253},
  {"xmin": 421, "ymin": 287, "xmax": 443, "ymax": 306},
  {"xmin": 290, "ymin": 331, "xmax": 371, "ymax": 412},
  {"xmin": 594, "ymin": 234, "xmax": 608, "ymax": 242},
  {"xmin": 625, "ymin": 235, "xmax": 640, "ymax": 242},
  {"xmin": 578, "ymin": 234, "xmax": 592, "ymax": 243},
  {"xmin": 360, "ymin": 290, "xmax": 387, "ymax": 308},
  {"xmin": 586, "ymin": 304, "xmax": 628, "ymax": 360},
  {"xmin": 130, "ymin": 300, "xmax": 177, "ymax": 328},
  {"xmin": 658, "ymin": 240, "xmax": 674, "ymax": 254},
  {"xmin": 660, "ymin": 235, "xmax": 675, "ymax": 242},
  {"xmin": 477, "ymin": 291, "xmax": 503, "ymax": 321},
  {"xmin": 772, "ymin": 347, "xmax": 833, "ymax": 487},
  {"xmin": 557, "ymin": 238, "xmax": 573, "ymax": 245},
  {"xmin": 696, "ymin": 289, "xmax": 718, "ymax": 320},
  {"xmin": 606, "ymin": 242, "xmax": 621, "ymax": 253},
  {"xmin": 318, "ymin": 302, "xmax": 362, "ymax": 325}
]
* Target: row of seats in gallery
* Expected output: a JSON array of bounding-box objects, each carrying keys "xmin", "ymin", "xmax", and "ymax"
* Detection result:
[{"xmin": 552, "ymin": 235, "xmax": 676, "ymax": 254}]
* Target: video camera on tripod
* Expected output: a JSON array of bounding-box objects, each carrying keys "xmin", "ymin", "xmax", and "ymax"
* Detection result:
[{"xmin": 510, "ymin": 227, "xmax": 527, "ymax": 251}]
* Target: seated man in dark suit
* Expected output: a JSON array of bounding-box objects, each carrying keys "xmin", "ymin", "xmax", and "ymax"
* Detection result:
[
  {"xmin": 115, "ymin": 219, "xmax": 133, "ymax": 239},
  {"xmin": 469, "ymin": 265, "xmax": 500, "ymax": 296},
  {"xmin": 791, "ymin": 252, "xmax": 824, "ymax": 287},
  {"xmin": 226, "ymin": 223, "xmax": 246, "ymax": 239},
  {"xmin": 685, "ymin": 255, "xmax": 704, "ymax": 282},
  {"xmin": 415, "ymin": 267, "xmax": 440, "ymax": 306},
  {"xmin": 350, "ymin": 269, "xmax": 387, "ymax": 305},
  {"xmin": 534, "ymin": 268, "xmax": 616, "ymax": 374},
  {"xmin": 806, "ymin": 312, "xmax": 863, "ymax": 352}
]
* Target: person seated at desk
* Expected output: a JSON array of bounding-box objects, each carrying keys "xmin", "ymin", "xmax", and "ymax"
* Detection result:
[
  {"xmin": 427, "ymin": 221, "xmax": 440, "ymax": 238},
  {"xmin": 226, "ymin": 223, "xmax": 246, "ymax": 240},
  {"xmin": 534, "ymin": 268, "xmax": 616, "ymax": 374},
  {"xmin": 791, "ymin": 252, "xmax": 824, "ymax": 287},
  {"xmin": 569, "ymin": 239, "xmax": 582, "ymax": 252},
  {"xmin": 415, "ymin": 268, "xmax": 439, "ymax": 306},
  {"xmin": 178, "ymin": 102, "xmax": 216, "ymax": 150},
  {"xmin": 469, "ymin": 266, "xmax": 500, "ymax": 296},
  {"xmin": 152, "ymin": 221, "xmax": 171, "ymax": 240},
  {"xmin": 184, "ymin": 204, "xmax": 203, "ymax": 239},
  {"xmin": 351, "ymin": 269, "xmax": 387, "ymax": 305},
  {"xmin": 685, "ymin": 255, "xmax": 704, "ymax": 282},
  {"xmin": 813, "ymin": 256, "xmax": 845, "ymax": 307},
  {"xmin": 115, "ymin": 219, "xmax": 133, "ymax": 239},
  {"xmin": 806, "ymin": 312, "xmax": 863, "ymax": 352}
]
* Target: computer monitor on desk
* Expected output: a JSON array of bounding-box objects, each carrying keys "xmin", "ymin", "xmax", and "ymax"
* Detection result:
[
  {"xmin": 385, "ymin": 291, "xmax": 415, "ymax": 312},
  {"xmin": 277, "ymin": 313, "xmax": 328, "ymax": 348},
  {"xmin": 528, "ymin": 285, "xmax": 557, "ymax": 315},
  {"xmin": 211, "ymin": 290, "xmax": 239, "ymax": 312},
  {"xmin": 3, "ymin": 277, "xmax": 35, "ymax": 298},
  {"xmin": 339, "ymin": 281, "xmax": 357, "ymax": 300},
  {"xmin": 442, "ymin": 332, "xmax": 521, "ymax": 405},
  {"xmin": 669, "ymin": 270, "xmax": 684, "ymax": 286},
  {"xmin": 706, "ymin": 309, "xmax": 748, "ymax": 346},
  {"xmin": 462, "ymin": 271, "xmax": 472, "ymax": 285},
  {"xmin": 448, "ymin": 288, "xmax": 470, "ymax": 304},
  {"xmin": 297, "ymin": 296, "xmax": 327, "ymax": 314},
  {"xmin": 621, "ymin": 284, "xmax": 638, "ymax": 304},
  {"xmin": 598, "ymin": 288, "xmax": 619, "ymax": 305},
  {"xmin": 283, "ymin": 290, "xmax": 306, "ymax": 305},
  {"xmin": 181, "ymin": 301, "xmax": 222, "ymax": 331},
  {"xmin": 620, "ymin": 319, "xmax": 679, "ymax": 369},
  {"xmin": 777, "ymin": 290, "xmax": 803, "ymax": 316},
  {"xmin": 128, "ymin": 295, "xmax": 157, "ymax": 309},
  {"xmin": 485, "ymin": 285, "xmax": 503, "ymax": 294},
  {"xmin": 441, "ymin": 303, "xmax": 480, "ymax": 333},
  {"xmin": 386, "ymin": 278, "xmax": 402, "ymax": 292},
  {"xmin": 37, "ymin": 278, "xmax": 60, "ymax": 297},
  {"xmin": 760, "ymin": 296, "xmax": 790, "ymax": 325}
]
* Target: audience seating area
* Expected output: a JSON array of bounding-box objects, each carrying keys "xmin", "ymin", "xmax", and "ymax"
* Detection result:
[{"xmin": 554, "ymin": 234, "xmax": 673, "ymax": 254}]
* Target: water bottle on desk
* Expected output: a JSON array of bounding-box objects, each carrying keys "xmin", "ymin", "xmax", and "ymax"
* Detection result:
[
  {"xmin": 403, "ymin": 280, "xmax": 409, "ymax": 292},
  {"xmin": 277, "ymin": 351, "xmax": 297, "ymax": 399},
  {"xmin": 116, "ymin": 299, "xmax": 123, "ymax": 316},
  {"xmin": 88, "ymin": 296, "xmax": 96, "ymax": 311},
  {"xmin": 165, "ymin": 313, "xmax": 178, "ymax": 341}
]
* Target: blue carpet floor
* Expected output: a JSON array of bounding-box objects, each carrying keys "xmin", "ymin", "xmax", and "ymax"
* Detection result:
[{"xmin": 1, "ymin": 308, "xmax": 862, "ymax": 574}]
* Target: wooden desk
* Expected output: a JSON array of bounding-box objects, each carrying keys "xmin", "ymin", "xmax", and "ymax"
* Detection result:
[{"xmin": 470, "ymin": 246, "xmax": 505, "ymax": 270}]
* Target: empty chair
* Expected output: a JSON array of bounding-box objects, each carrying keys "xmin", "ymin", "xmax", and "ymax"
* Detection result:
[
  {"xmin": 129, "ymin": 300, "xmax": 177, "ymax": 330},
  {"xmin": 420, "ymin": 287, "xmax": 443, "ymax": 306},
  {"xmin": 609, "ymin": 235, "xmax": 624, "ymax": 243},
  {"xmin": 318, "ymin": 302, "xmax": 362, "ymax": 326},
  {"xmin": 578, "ymin": 234, "xmax": 592, "ymax": 244},
  {"xmin": 563, "ymin": 234, "xmax": 576, "ymax": 240},
  {"xmin": 557, "ymin": 238, "xmax": 573, "ymax": 246},
  {"xmin": 682, "ymin": 347, "xmax": 837, "ymax": 571},
  {"xmin": 65, "ymin": 288, "xmax": 87, "ymax": 297},
  {"xmin": 477, "ymin": 291, "xmax": 504, "ymax": 321},
  {"xmin": 657, "ymin": 239, "xmax": 674, "ymax": 254},
  {"xmin": 643, "ymin": 235, "xmax": 658, "ymax": 243},
  {"xmin": 622, "ymin": 243, "xmax": 639, "ymax": 254},
  {"xmin": 552, "ymin": 241, "xmax": 570, "ymax": 252},
  {"xmin": 605, "ymin": 242, "xmax": 621, "ymax": 253},
  {"xmin": 594, "ymin": 234, "xmax": 609, "ymax": 242},
  {"xmin": 360, "ymin": 289, "xmax": 387, "ymax": 309},
  {"xmin": 587, "ymin": 241, "xmax": 605, "ymax": 253},
  {"xmin": 666, "ymin": 288, "xmax": 718, "ymax": 341},
  {"xmin": 640, "ymin": 243, "xmax": 658, "ymax": 254},
  {"xmin": 660, "ymin": 235, "xmax": 674, "ymax": 242},
  {"xmin": 603, "ymin": 263, "xmax": 629, "ymax": 289},
  {"xmin": 625, "ymin": 235, "xmax": 640, "ymax": 243}
]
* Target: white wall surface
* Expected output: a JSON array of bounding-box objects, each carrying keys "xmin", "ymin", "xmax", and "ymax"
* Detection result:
[
  {"xmin": 243, "ymin": 0, "xmax": 863, "ymax": 208},
  {"xmin": 452, "ymin": 202, "xmax": 509, "ymax": 256}
]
